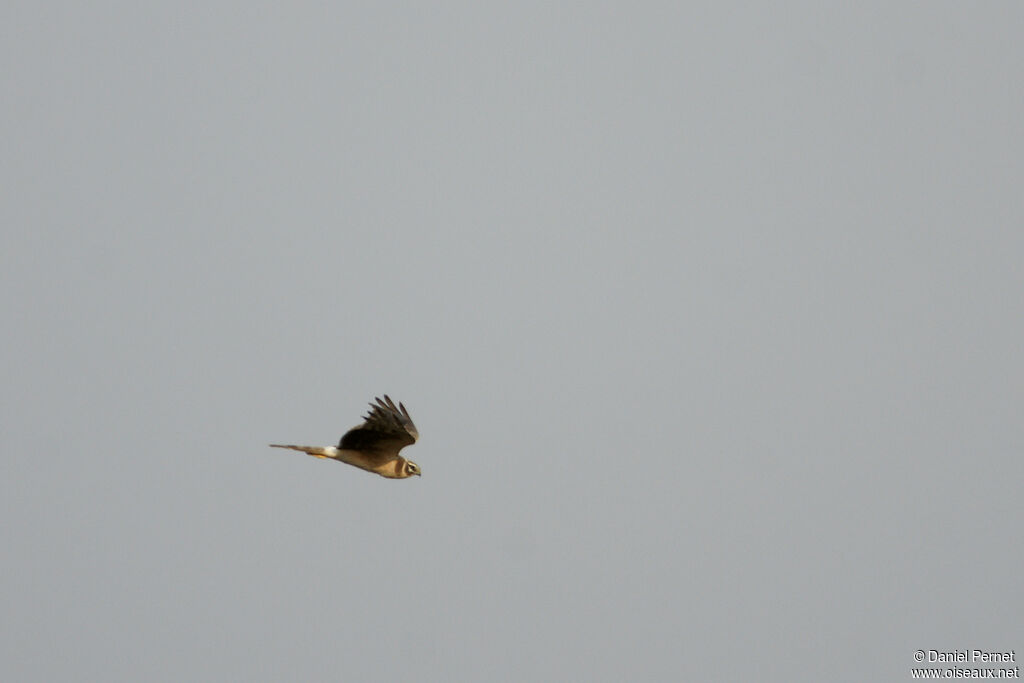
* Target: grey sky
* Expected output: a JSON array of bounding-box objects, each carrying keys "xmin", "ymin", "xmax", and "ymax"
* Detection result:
[{"xmin": 3, "ymin": 3, "xmax": 1022, "ymax": 682}]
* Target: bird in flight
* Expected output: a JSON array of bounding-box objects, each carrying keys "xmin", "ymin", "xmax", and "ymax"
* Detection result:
[{"xmin": 270, "ymin": 395, "xmax": 421, "ymax": 478}]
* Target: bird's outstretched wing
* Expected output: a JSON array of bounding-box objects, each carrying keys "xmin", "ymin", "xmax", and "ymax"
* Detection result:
[{"xmin": 338, "ymin": 395, "xmax": 418, "ymax": 458}]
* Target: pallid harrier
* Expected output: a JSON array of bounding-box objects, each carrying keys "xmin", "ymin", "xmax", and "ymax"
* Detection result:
[{"xmin": 270, "ymin": 395, "xmax": 420, "ymax": 478}]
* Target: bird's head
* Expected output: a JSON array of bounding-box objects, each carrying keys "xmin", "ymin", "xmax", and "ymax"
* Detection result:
[{"xmin": 403, "ymin": 460, "xmax": 421, "ymax": 477}]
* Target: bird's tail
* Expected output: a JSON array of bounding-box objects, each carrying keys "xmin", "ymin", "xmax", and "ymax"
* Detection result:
[{"xmin": 269, "ymin": 444, "xmax": 337, "ymax": 459}]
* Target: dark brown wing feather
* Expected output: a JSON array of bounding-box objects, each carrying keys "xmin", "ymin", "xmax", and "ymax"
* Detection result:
[{"xmin": 338, "ymin": 395, "xmax": 418, "ymax": 456}]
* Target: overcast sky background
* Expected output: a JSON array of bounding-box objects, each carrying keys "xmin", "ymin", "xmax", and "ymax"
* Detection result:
[{"xmin": 3, "ymin": 3, "xmax": 1022, "ymax": 682}]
